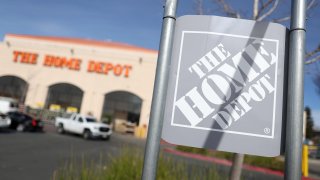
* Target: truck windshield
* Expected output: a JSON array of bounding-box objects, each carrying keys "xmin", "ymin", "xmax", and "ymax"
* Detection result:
[{"xmin": 86, "ymin": 118, "xmax": 97, "ymax": 123}]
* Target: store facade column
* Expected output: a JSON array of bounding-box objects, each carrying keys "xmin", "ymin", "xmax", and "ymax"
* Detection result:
[
  {"xmin": 24, "ymin": 83, "xmax": 48, "ymax": 109},
  {"xmin": 80, "ymin": 91, "xmax": 104, "ymax": 120},
  {"xmin": 136, "ymin": 99, "xmax": 152, "ymax": 138}
]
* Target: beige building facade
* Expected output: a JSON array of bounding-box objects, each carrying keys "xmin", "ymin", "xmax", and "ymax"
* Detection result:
[{"xmin": 0, "ymin": 34, "xmax": 158, "ymax": 128}]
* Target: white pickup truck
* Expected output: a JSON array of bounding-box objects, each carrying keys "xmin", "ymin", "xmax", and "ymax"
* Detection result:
[{"xmin": 55, "ymin": 113, "xmax": 112, "ymax": 140}]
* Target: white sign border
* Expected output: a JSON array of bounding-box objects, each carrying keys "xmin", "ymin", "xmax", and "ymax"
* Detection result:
[{"xmin": 170, "ymin": 30, "xmax": 279, "ymax": 139}]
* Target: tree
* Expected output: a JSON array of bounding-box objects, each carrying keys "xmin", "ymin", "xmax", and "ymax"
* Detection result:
[
  {"xmin": 305, "ymin": 106, "xmax": 314, "ymax": 139},
  {"xmin": 194, "ymin": 0, "xmax": 319, "ymax": 64}
]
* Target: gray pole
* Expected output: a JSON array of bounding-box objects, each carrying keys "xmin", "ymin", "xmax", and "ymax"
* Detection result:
[
  {"xmin": 285, "ymin": 0, "xmax": 306, "ymax": 179},
  {"xmin": 229, "ymin": 153, "xmax": 244, "ymax": 180},
  {"xmin": 142, "ymin": 0, "xmax": 178, "ymax": 180}
]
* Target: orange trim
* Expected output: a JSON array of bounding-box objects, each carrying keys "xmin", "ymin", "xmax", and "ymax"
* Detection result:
[{"xmin": 6, "ymin": 34, "xmax": 158, "ymax": 54}]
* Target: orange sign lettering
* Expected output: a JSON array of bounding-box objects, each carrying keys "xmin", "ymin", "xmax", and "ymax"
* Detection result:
[
  {"xmin": 13, "ymin": 51, "xmax": 38, "ymax": 64},
  {"xmin": 12, "ymin": 50, "xmax": 133, "ymax": 78},
  {"xmin": 88, "ymin": 60, "xmax": 132, "ymax": 77},
  {"xmin": 43, "ymin": 55, "xmax": 81, "ymax": 71}
]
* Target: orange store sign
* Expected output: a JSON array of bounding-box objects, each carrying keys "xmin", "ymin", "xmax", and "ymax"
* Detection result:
[
  {"xmin": 12, "ymin": 51, "xmax": 132, "ymax": 78},
  {"xmin": 13, "ymin": 51, "xmax": 38, "ymax": 64},
  {"xmin": 43, "ymin": 55, "xmax": 82, "ymax": 71},
  {"xmin": 87, "ymin": 61, "xmax": 132, "ymax": 77}
]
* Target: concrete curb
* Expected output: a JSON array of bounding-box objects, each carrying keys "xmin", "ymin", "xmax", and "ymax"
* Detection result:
[{"xmin": 164, "ymin": 148, "xmax": 318, "ymax": 180}]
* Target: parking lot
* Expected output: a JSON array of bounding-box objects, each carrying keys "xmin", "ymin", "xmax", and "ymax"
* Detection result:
[
  {"xmin": 0, "ymin": 124, "xmax": 145, "ymax": 180},
  {"xmin": 1, "ymin": 123, "xmax": 319, "ymax": 180}
]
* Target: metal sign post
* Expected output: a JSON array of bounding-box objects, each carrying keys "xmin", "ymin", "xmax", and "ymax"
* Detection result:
[
  {"xmin": 285, "ymin": 0, "xmax": 306, "ymax": 179},
  {"xmin": 142, "ymin": 0, "xmax": 178, "ymax": 180}
]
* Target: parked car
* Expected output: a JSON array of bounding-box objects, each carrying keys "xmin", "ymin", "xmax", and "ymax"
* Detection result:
[
  {"xmin": 55, "ymin": 113, "xmax": 112, "ymax": 140},
  {"xmin": 7, "ymin": 112, "xmax": 43, "ymax": 132},
  {"xmin": 0, "ymin": 97, "xmax": 19, "ymax": 114},
  {"xmin": 0, "ymin": 113, "xmax": 11, "ymax": 128}
]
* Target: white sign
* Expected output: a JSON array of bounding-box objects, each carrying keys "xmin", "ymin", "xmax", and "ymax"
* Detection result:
[{"xmin": 162, "ymin": 15, "xmax": 287, "ymax": 157}]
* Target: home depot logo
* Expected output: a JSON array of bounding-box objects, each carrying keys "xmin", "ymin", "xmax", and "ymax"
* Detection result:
[{"xmin": 171, "ymin": 33, "xmax": 279, "ymax": 133}]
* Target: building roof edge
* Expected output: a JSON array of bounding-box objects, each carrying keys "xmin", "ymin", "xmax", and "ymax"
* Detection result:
[{"xmin": 5, "ymin": 34, "xmax": 158, "ymax": 54}]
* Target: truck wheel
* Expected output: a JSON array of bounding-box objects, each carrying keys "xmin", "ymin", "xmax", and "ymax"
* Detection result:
[
  {"xmin": 83, "ymin": 130, "xmax": 92, "ymax": 140},
  {"xmin": 57, "ymin": 124, "xmax": 64, "ymax": 134}
]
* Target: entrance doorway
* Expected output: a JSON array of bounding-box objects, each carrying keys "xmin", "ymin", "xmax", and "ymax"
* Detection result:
[
  {"xmin": 101, "ymin": 91, "xmax": 142, "ymax": 133},
  {"xmin": 0, "ymin": 75, "xmax": 28, "ymax": 103},
  {"xmin": 45, "ymin": 83, "xmax": 83, "ymax": 113}
]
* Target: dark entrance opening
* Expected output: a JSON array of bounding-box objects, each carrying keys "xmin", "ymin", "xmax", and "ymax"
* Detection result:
[
  {"xmin": 101, "ymin": 91, "xmax": 142, "ymax": 133},
  {"xmin": 45, "ymin": 83, "xmax": 83, "ymax": 112},
  {"xmin": 0, "ymin": 75, "xmax": 28, "ymax": 103}
]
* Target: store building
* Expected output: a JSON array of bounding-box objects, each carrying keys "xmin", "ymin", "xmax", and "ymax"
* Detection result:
[{"xmin": 0, "ymin": 34, "xmax": 158, "ymax": 132}]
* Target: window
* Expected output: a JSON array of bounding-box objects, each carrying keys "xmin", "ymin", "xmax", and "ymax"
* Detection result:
[{"xmin": 86, "ymin": 118, "xmax": 96, "ymax": 123}]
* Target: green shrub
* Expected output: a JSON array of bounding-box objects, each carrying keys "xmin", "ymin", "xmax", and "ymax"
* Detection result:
[
  {"xmin": 244, "ymin": 155, "xmax": 284, "ymax": 171},
  {"xmin": 176, "ymin": 145, "xmax": 209, "ymax": 156},
  {"xmin": 53, "ymin": 149, "xmax": 222, "ymax": 180},
  {"xmin": 176, "ymin": 146, "xmax": 284, "ymax": 171},
  {"xmin": 213, "ymin": 151, "xmax": 234, "ymax": 161}
]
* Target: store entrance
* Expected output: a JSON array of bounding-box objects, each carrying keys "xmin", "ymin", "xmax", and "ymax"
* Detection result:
[
  {"xmin": 101, "ymin": 91, "xmax": 142, "ymax": 134},
  {"xmin": 45, "ymin": 83, "xmax": 83, "ymax": 113},
  {"xmin": 0, "ymin": 75, "xmax": 28, "ymax": 103}
]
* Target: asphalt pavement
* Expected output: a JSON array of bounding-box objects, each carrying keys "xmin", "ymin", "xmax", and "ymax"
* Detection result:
[
  {"xmin": 309, "ymin": 158, "xmax": 320, "ymax": 179},
  {"xmin": 0, "ymin": 124, "xmax": 318, "ymax": 180},
  {"xmin": 0, "ymin": 125, "xmax": 144, "ymax": 180}
]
